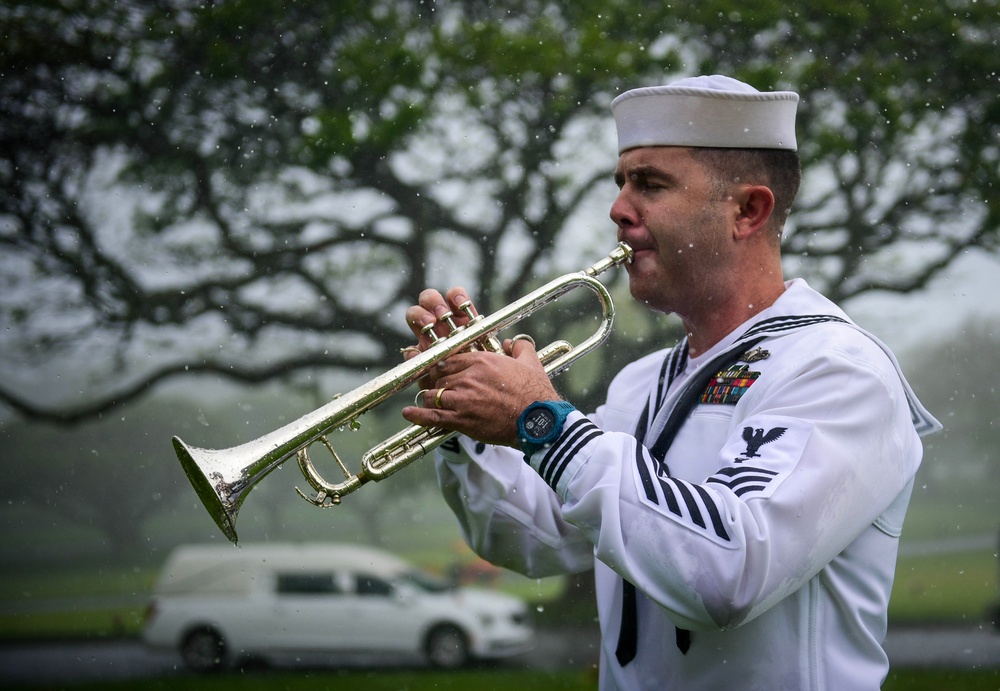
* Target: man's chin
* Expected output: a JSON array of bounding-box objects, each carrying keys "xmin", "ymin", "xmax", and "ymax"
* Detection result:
[
  {"xmin": 628, "ymin": 281, "xmax": 657, "ymax": 308},
  {"xmin": 627, "ymin": 279, "xmax": 674, "ymax": 315}
]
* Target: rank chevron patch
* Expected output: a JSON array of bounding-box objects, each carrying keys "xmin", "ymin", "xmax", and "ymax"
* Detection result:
[{"xmin": 705, "ymin": 465, "xmax": 779, "ymax": 497}]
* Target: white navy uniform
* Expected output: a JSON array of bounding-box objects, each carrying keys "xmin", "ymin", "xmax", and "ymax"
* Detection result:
[{"xmin": 435, "ymin": 278, "xmax": 939, "ymax": 690}]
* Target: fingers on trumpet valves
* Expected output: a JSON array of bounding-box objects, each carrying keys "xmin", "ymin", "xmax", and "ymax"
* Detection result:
[
  {"xmin": 439, "ymin": 310, "xmax": 460, "ymax": 332},
  {"xmin": 419, "ymin": 313, "xmax": 460, "ymax": 344},
  {"xmin": 409, "ymin": 288, "xmax": 478, "ymax": 345},
  {"xmin": 420, "ymin": 321, "xmax": 442, "ymax": 344},
  {"xmin": 456, "ymin": 299, "xmax": 478, "ymax": 321}
]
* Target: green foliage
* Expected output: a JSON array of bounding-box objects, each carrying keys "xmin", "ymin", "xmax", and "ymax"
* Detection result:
[{"xmin": 3, "ymin": 0, "xmax": 997, "ymax": 423}]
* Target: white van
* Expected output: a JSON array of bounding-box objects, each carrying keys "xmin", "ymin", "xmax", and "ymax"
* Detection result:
[{"xmin": 142, "ymin": 542, "xmax": 533, "ymax": 672}]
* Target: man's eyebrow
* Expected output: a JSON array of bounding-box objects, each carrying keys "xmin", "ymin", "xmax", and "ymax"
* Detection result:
[{"xmin": 613, "ymin": 165, "xmax": 674, "ymax": 187}]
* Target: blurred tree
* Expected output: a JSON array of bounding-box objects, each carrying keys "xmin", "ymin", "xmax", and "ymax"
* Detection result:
[
  {"xmin": 0, "ymin": 395, "xmax": 226, "ymax": 554},
  {"xmin": 1, "ymin": 0, "xmax": 997, "ymax": 426},
  {"xmin": 0, "ymin": 379, "xmax": 436, "ymax": 555},
  {"xmin": 905, "ymin": 320, "xmax": 1000, "ymax": 494}
]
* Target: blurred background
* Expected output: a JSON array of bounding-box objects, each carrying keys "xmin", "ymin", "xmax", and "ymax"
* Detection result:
[{"xmin": 1, "ymin": 0, "xmax": 998, "ymax": 687}]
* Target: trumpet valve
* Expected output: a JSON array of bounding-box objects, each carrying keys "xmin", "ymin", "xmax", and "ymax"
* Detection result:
[
  {"xmin": 451, "ymin": 305, "xmax": 502, "ymax": 352},
  {"xmin": 459, "ymin": 300, "xmax": 482, "ymax": 319},
  {"xmin": 479, "ymin": 334, "xmax": 503, "ymax": 353},
  {"xmin": 439, "ymin": 310, "xmax": 460, "ymax": 332},
  {"xmin": 420, "ymin": 322, "xmax": 441, "ymax": 343}
]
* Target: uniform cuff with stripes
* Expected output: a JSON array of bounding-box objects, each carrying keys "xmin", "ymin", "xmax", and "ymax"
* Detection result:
[{"xmin": 524, "ymin": 410, "xmax": 603, "ymax": 498}]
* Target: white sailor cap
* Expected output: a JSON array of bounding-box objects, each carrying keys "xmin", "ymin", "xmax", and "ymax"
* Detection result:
[{"xmin": 611, "ymin": 75, "xmax": 799, "ymax": 153}]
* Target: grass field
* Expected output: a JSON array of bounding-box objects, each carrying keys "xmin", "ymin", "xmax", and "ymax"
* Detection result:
[
  {"xmin": 3, "ymin": 667, "xmax": 1000, "ymax": 691},
  {"xmin": 891, "ymin": 550, "xmax": 998, "ymax": 622}
]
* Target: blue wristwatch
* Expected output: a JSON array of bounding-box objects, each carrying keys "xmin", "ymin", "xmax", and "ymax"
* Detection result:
[{"xmin": 516, "ymin": 400, "xmax": 576, "ymax": 458}]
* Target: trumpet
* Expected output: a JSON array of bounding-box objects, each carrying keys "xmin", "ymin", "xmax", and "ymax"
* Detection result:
[{"xmin": 172, "ymin": 242, "xmax": 633, "ymax": 543}]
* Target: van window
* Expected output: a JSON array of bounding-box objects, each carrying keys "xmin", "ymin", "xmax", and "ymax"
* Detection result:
[
  {"xmin": 276, "ymin": 573, "xmax": 340, "ymax": 595},
  {"xmin": 355, "ymin": 574, "xmax": 393, "ymax": 597}
]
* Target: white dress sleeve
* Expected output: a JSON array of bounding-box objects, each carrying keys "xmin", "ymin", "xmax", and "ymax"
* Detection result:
[{"xmin": 433, "ymin": 350, "xmax": 668, "ymax": 578}]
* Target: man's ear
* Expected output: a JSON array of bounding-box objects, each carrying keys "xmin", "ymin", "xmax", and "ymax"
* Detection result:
[{"xmin": 733, "ymin": 185, "xmax": 775, "ymax": 240}]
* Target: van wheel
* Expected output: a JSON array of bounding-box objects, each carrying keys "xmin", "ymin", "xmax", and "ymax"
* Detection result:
[
  {"xmin": 181, "ymin": 627, "xmax": 227, "ymax": 673},
  {"xmin": 424, "ymin": 624, "xmax": 470, "ymax": 669}
]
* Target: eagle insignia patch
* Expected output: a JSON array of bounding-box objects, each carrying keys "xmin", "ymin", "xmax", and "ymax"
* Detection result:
[
  {"xmin": 700, "ymin": 364, "xmax": 760, "ymax": 405},
  {"xmin": 737, "ymin": 426, "xmax": 787, "ymax": 461}
]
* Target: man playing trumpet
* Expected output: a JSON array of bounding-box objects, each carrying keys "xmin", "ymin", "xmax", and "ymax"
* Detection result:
[{"xmin": 401, "ymin": 75, "xmax": 938, "ymax": 690}]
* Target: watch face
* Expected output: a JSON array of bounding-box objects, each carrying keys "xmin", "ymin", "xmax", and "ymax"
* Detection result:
[{"xmin": 524, "ymin": 407, "xmax": 556, "ymax": 440}]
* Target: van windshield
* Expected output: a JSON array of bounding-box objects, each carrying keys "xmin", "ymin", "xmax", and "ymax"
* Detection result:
[{"xmin": 399, "ymin": 569, "xmax": 454, "ymax": 593}]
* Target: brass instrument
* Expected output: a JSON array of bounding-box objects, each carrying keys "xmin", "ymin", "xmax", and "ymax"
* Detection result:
[{"xmin": 172, "ymin": 242, "xmax": 633, "ymax": 543}]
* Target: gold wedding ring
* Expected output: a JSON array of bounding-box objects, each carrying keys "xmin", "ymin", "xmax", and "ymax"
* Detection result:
[{"xmin": 434, "ymin": 388, "xmax": 447, "ymax": 409}]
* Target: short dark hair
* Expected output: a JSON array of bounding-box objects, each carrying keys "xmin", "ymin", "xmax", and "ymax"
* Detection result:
[{"xmin": 688, "ymin": 148, "xmax": 801, "ymax": 241}]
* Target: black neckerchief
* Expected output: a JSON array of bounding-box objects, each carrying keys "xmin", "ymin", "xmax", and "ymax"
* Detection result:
[{"xmin": 615, "ymin": 335, "xmax": 766, "ymax": 665}]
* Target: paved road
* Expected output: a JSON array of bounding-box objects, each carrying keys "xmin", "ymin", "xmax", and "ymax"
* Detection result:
[{"xmin": 1, "ymin": 624, "xmax": 998, "ymax": 687}]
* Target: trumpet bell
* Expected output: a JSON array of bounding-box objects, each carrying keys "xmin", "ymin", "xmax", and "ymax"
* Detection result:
[{"xmin": 173, "ymin": 437, "xmax": 243, "ymax": 543}]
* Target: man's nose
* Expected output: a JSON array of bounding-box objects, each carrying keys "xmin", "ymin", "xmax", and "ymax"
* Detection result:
[{"xmin": 610, "ymin": 190, "xmax": 638, "ymax": 229}]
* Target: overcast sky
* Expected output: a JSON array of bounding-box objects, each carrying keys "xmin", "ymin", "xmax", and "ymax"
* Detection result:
[{"xmin": 843, "ymin": 248, "xmax": 1000, "ymax": 362}]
